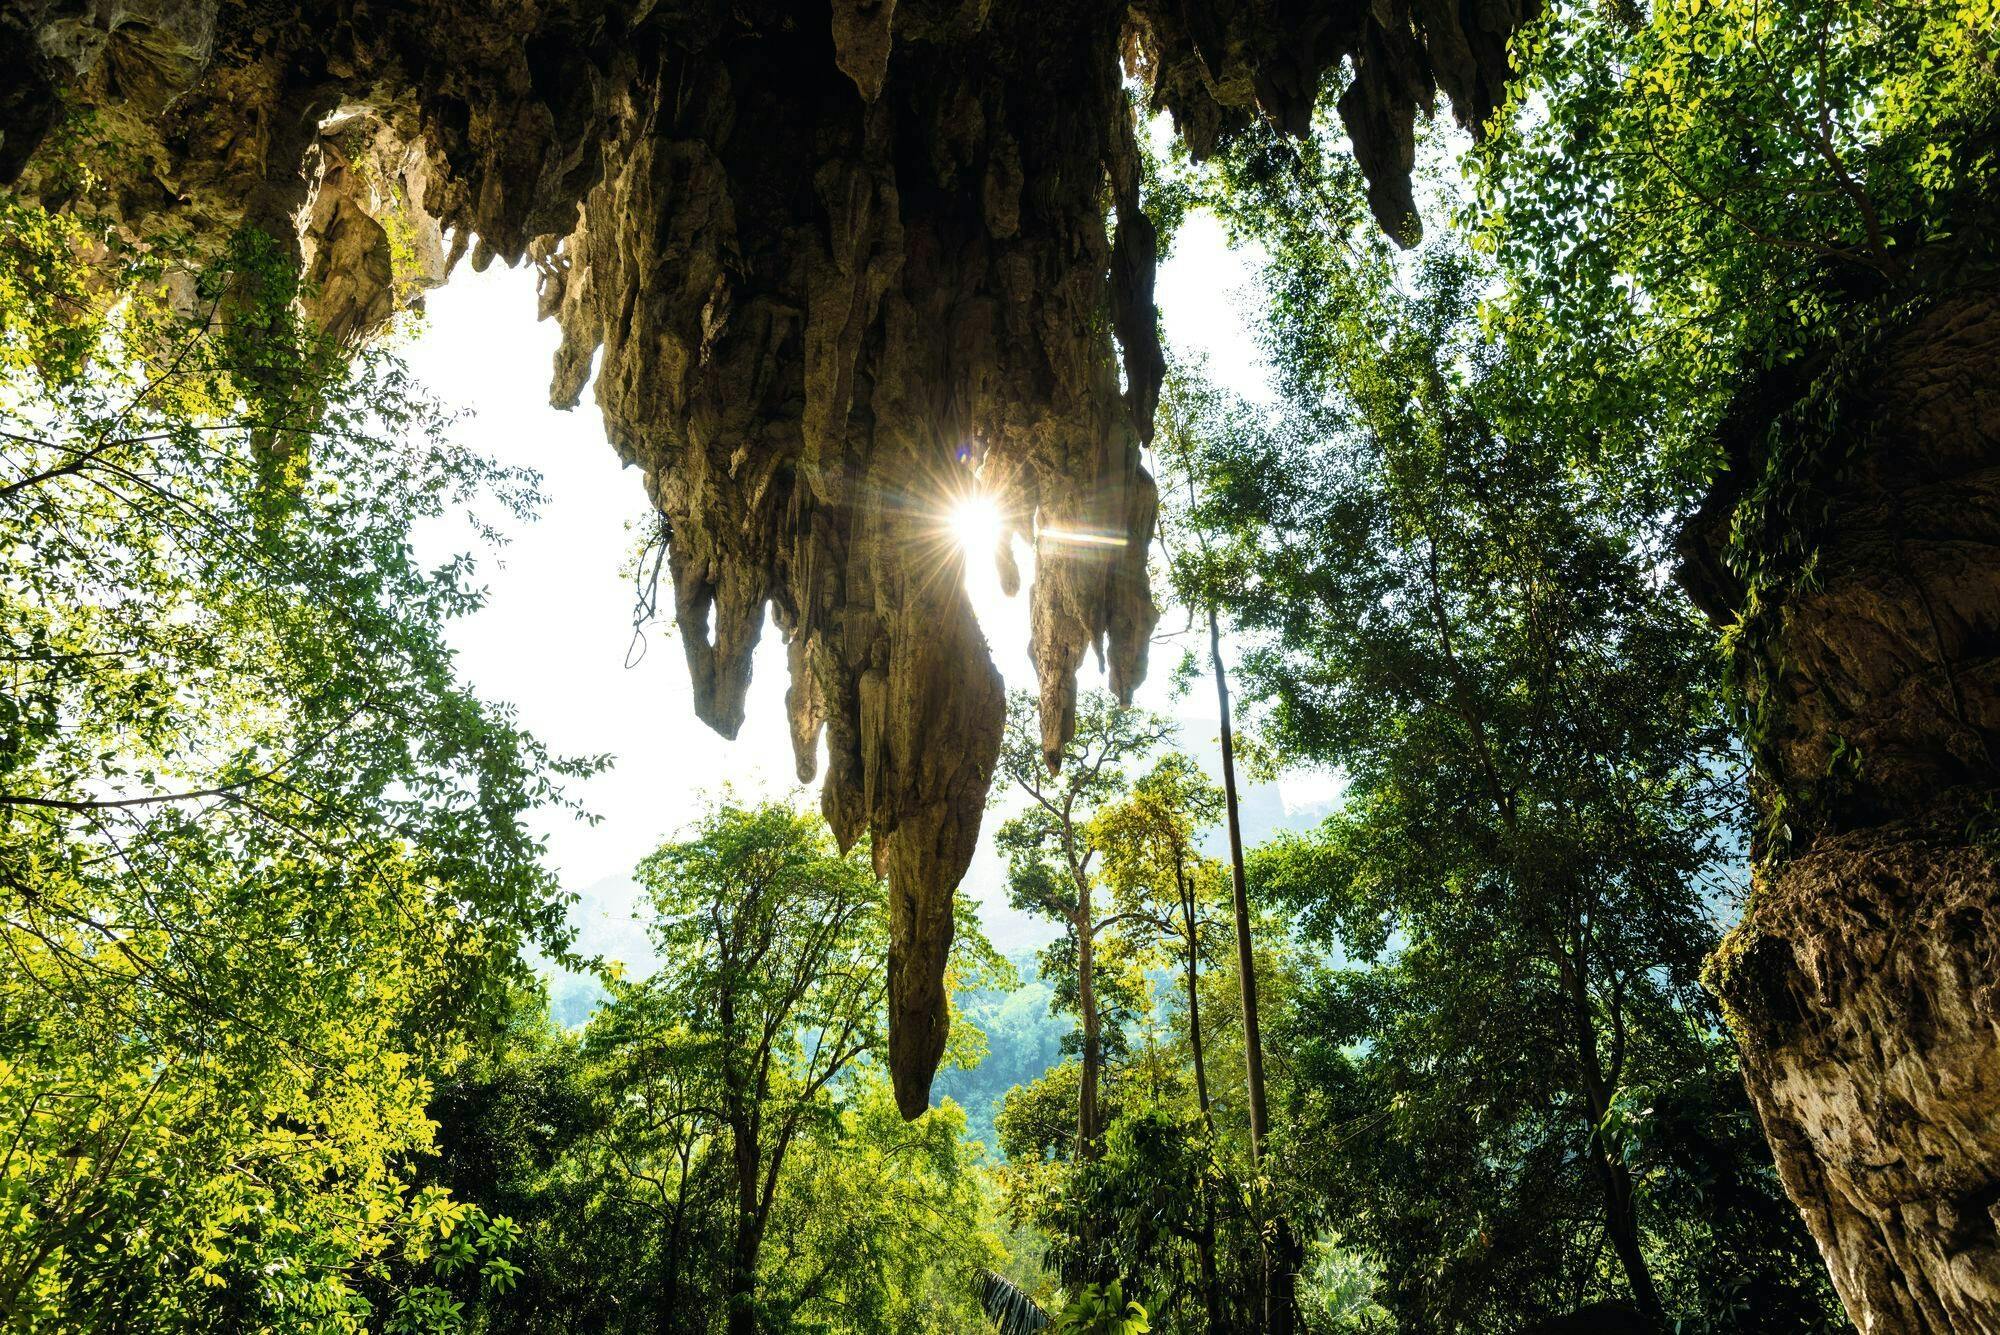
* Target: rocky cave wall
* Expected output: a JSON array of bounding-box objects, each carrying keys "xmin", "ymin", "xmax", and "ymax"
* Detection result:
[
  {"xmin": 0, "ymin": 0, "xmax": 1534, "ymax": 1115},
  {"xmin": 1687, "ymin": 291, "xmax": 2000, "ymax": 1332}
]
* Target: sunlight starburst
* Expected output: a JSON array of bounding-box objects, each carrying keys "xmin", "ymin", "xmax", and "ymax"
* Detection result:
[{"xmin": 947, "ymin": 493, "xmax": 1003, "ymax": 557}]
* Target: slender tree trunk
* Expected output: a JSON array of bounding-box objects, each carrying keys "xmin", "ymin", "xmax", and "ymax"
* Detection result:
[
  {"xmin": 1586, "ymin": 1145, "xmax": 1660, "ymax": 1328},
  {"xmin": 1210, "ymin": 605, "xmax": 1297, "ymax": 1334},
  {"xmin": 1075, "ymin": 867, "xmax": 1101, "ymax": 1162},
  {"xmin": 659, "ymin": 1141, "xmax": 692, "ymax": 1333},
  {"xmin": 727, "ymin": 1119, "xmax": 762, "ymax": 1335},
  {"xmin": 1209, "ymin": 606, "xmax": 1268, "ymax": 1157},
  {"xmin": 1562, "ymin": 957, "xmax": 1663, "ymax": 1323},
  {"xmin": 1179, "ymin": 863, "xmax": 1213, "ymax": 1130},
  {"xmin": 1185, "ymin": 925, "xmax": 1212, "ymax": 1129},
  {"xmin": 1174, "ymin": 848, "xmax": 1220, "ymax": 1325},
  {"xmin": 1198, "ymin": 1205, "xmax": 1223, "ymax": 1335},
  {"xmin": 1187, "ymin": 937, "xmax": 1221, "ymax": 1335}
]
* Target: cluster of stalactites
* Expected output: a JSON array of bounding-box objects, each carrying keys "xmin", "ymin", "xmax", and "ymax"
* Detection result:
[
  {"xmin": 1126, "ymin": 0, "xmax": 1540, "ymax": 238},
  {"xmin": 2, "ymin": 0, "xmax": 1539, "ymax": 1115},
  {"xmin": 526, "ymin": 12, "xmax": 1165, "ymax": 1113}
]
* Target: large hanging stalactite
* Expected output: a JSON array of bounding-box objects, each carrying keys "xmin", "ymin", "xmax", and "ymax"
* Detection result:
[
  {"xmin": 2, "ymin": 0, "xmax": 1538, "ymax": 1116},
  {"xmin": 525, "ymin": 10, "xmax": 1167, "ymax": 1108}
]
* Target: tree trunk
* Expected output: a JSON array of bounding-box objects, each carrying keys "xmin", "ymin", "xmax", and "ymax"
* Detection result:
[
  {"xmin": 1186, "ymin": 893, "xmax": 1220, "ymax": 1333},
  {"xmin": 1076, "ymin": 870, "xmax": 1101, "ymax": 1162},
  {"xmin": 1198, "ymin": 1206, "xmax": 1223, "ymax": 1335},
  {"xmin": 1684, "ymin": 290, "xmax": 2000, "ymax": 1331},
  {"xmin": 1185, "ymin": 887, "xmax": 1213, "ymax": 1130},
  {"xmin": 1589, "ymin": 1095, "xmax": 1661, "ymax": 1323},
  {"xmin": 1563, "ymin": 957, "xmax": 1664, "ymax": 1323},
  {"xmin": 659, "ymin": 1142, "xmax": 692, "ymax": 1333},
  {"xmin": 1211, "ymin": 605, "xmax": 1295, "ymax": 1333},
  {"xmin": 1210, "ymin": 607, "xmax": 1269, "ymax": 1157},
  {"xmin": 728, "ymin": 1120, "xmax": 762, "ymax": 1335}
]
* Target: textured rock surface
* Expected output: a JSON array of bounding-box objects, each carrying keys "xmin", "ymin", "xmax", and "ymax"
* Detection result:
[
  {"xmin": 3, "ymin": 0, "xmax": 1535, "ymax": 1115},
  {"xmin": 1720, "ymin": 814, "xmax": 2000, "ymax": 1333},
  {"xmin": 1691, "ymin": 292, "xmax": 2000, "ymax": 1331}
]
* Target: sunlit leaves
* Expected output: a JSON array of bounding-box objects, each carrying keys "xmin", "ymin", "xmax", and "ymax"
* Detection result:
[
  {"xmin": 1472, "ymin": 0, "xmax": 2000, "ymax": 480},
  {"xmin": 0, "ymin": 190, "xmax": 580, "ymax": 1327},
  {"xmin": 484, "ymin": 802, "xmax": 1004, "ymax": 1333}
]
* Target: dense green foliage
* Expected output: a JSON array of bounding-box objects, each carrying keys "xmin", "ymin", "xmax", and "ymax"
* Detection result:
[
  {"xmin": 991, "ymin": 689, "xmax": 1175, "ymax": 1151},
  {"xmin": 1482, "ymin": 0, "xmax": 2000, "ymax": 434},
  {"xmin": 1123, "ymin": 0, "xmax": 1998, "ymax": 1329},
  {"xmin": 1154, "ymin": 118, "xmax": 1848, "ymax": 1330},
  {"xmin": 421, "ymin": 802, "xmax": 1005, "ymax": 1334},
  {"xmin": 0, "ymin": 196, "xmax": 584, "ymax": 1329},
  {"xmin": 1474, "ymin": 3, "xmax": 1999, "ymax": 840},
  {"xmin": 1162, "ymin": 316, "xmax": 1835, "ymax": 1324},
  {"xmin": 6, "ymin": 3, "xmax": 1996, "ymax": 1331},
  {"xmin": 984, "ymin": 691, "xmax": 1332, "ymax": 1331}
]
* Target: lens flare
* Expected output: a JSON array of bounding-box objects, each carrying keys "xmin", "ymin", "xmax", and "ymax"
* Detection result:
[{"xmin": 948, "ymin": 494, "xmax": 1003, "ymax": 556}]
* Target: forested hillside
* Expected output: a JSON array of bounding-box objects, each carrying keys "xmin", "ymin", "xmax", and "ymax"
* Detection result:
[{"xmin": 3, "ymin": 0, "xmax": 1998, "ymax": 1331}]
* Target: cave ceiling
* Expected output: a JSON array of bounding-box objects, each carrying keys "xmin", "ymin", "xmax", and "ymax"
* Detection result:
[{"xmin": 1, "ymin": 0, "xmax": 1537, "ymax": 1114}]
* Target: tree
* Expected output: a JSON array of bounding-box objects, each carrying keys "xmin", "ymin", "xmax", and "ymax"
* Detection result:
[
  {"xmin": 991, "ymin": 690, "xmax": 1172, "ymax": 1168},
  {"xmin": 1477, "ymin": 0, "xmax": 2000, "ymax": 457},
  {"xmin": 422, "ymin": 992, "xmax": 685, "ymax": 1335},
  {"xmin": 993, "ymin": 714, "xmax": 1303, "ymax": 1330},
  {"xmin": 1067, "ymin": 1111, "xmax": 1266, "ymax": 1335},
  {"xmin": 480, "ymin": 800, "xmax": 1007, "ymax": 1335},
  {"xmin": 0, "ymin": 189, "xmax": 574, "ymax": 1327},
  {"xmin": 1475, "ymin": 12, "xmax": 2000, "ymax": 1322},
  {"xmin": 625, "ymin": 801, "xmax": 887, "ymax": 1335},
  {"xmin": 1092, "ymin": 755, "xmax": 1226, "ymax": 1129},
  {"xmin": 753, "ymin": 1077, "xmax": 997, "ymax": 1332},
  {"xmin": 578, "ymin": 977, "xmax": 738, "ymax": 1333},
  {"xmin": 1158, "ymin": 153, "xmax": 1843, "ymax": 1325},
  {"xmin": 1091, "ymin": 756, "xmax": 1236, "ymax": 1331}
]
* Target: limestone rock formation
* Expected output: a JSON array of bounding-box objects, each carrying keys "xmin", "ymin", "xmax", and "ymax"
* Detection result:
[
  {"xmin": 1687, "ymin": 291, "xmax": 2000, "ymax": 1331},
  {"xmin": 2, "ymin": 0, "xmax": 1535, "ymax": 1116}
]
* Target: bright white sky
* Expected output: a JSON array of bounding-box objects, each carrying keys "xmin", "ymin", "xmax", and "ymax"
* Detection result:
[{"xmin": 405, "ymin": 213, "xmax": 1338, "ymax": 962}]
